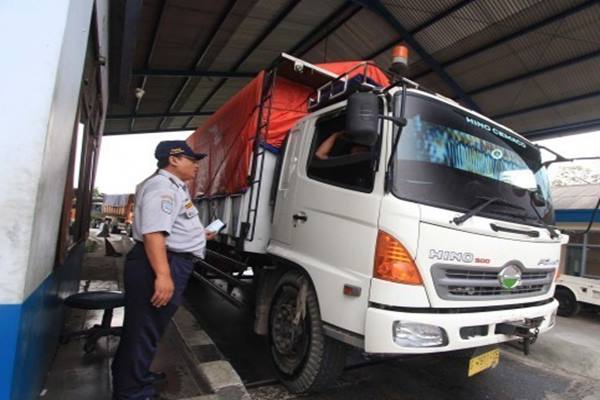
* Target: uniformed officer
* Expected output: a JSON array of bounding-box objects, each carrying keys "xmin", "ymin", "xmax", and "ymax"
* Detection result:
[{"xmin": 112, "ymin": 140, "xmax": 215, "ymax": 400}]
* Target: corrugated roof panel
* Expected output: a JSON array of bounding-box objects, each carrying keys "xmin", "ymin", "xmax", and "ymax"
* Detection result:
[
  {"xmin": 187, "ymin": 116, "xmax": 210, "ymax": 129},
  {"xmin": 414, "ymin": 72, "xmax": 454, "ymax": 99},
  {"xmin": 479, "ymin": 0, "xmax": 543, "ymax": 23},
  {"xmin": 209, "ymin": 0, "xmax": 293, "ymax": 71},
  {"xmin": 447, "ymin": 43, "xmax": 528, "ymax": 92},
  {"xmin": 448, "ymin": 27, "xmax": 600, "ymax": 94},
  {"xmin": 132, "ymin": 117, "xmax": 162, "ymax": 131},
  {"xmin": 165, "ymin": 117, "xmax": 195, "ymax": 130},
  {"xmin": 554, "ymin": 96, "xmax": 600, "ymax": 125},
  {"xmin": 556, "ymin": 3, "xmax": 600, "ymax": 42},
  {"xmin": 138, "ymin": 77, "xmax": 185, "ymax": 113},
  {"xmin": 302, "ymin": 9, "xmax": 400, "ymax": 64},
  {"xmin": 383, "ymin": 0, "xmax": 464, "ymax": 32},
  {"xmin": 497, "ymin": 106, "xmax": 565, "ymax": 134},
  {"xmin": 239, "ymin": 0, "xmax": 344, "ymax": 71},
  {"xmin": 179, "ymin": 78, "xmax": 224, "ymax": 112},
  {"xmin": 104, "ymin": 119, "xmax": 130, "ymax": 133},
  {"xmin": 143, "ymin": 1, "xmax": 232, "ymax": 69},
  {"xmin": 475, "ymin": 79, "xmax": 548, "ymax": 116},
  {"xmin": 533, "ymin": 57, "xmax": 600, "ymax": 101},
  {"xmin": 415, "ymin": 2, "xmax": 490, "ymax": 55},
  {"xmin": 424, "ymin": 0, "xmax": 585, "ymax": 66},
  {"xmin": 202, "ymin": 79, "xmax": 253, "ymax": 111},
  {"xmin": 133, "ymin": 0, "xmax": 163, "ymax": 69}
]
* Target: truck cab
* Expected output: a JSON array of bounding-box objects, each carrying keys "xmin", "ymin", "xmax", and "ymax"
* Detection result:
[{"xmin": 265, "ymin": 83, "xmax": 561, "ymax": 388}]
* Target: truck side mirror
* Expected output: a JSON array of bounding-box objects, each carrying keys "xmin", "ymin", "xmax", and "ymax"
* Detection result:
[
  {"xmin": 345, "ymin": 92, "xmax": 379, "ymax": 146},
  {"xmin": 531, "ymin": 190, "xmax": 546, "ymax": 207}
]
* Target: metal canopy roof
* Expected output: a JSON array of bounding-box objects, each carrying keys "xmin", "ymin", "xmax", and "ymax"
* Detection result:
[{"xmin": 106, "ymin": 0, "xmax": 600, "ymax": 139}]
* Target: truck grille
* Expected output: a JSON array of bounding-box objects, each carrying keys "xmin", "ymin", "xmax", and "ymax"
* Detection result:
[{"xmin": 431, "ymin": 265, "xmax": 554, "ymax": 301}]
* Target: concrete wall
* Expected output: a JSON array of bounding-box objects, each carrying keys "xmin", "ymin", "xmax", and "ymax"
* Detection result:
[
  {"xmin": 0, "ymin": 0, "xmax": 107, "ymax": 398},
  {"xmin": 0, "ymin": 0, "xmax": 93, "ymax": 303}
]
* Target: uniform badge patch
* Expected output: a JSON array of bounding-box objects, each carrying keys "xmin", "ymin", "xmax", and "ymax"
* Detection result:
[{"xmin": 161, "ymin": 198, "xmax": 174, "ymax": 214}]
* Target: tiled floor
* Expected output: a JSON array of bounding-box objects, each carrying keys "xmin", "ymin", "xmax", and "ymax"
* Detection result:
[{"xmin": 40, "ymin": 234, "xmax": 205, "ymax": 400}]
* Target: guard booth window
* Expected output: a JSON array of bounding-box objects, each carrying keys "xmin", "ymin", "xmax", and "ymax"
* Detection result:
[
  {"xmin": 564, "ymin": 230, "xmax": 600, "ymax": 278},
  {"xmin": 306, "ymin": 112, "xmax": 376, "ymax": 192}
]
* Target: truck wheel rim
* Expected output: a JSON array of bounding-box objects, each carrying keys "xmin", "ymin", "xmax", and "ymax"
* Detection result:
[{"xmin": 270, "ymin": 284, "xmax": 310, "ymax": 376}]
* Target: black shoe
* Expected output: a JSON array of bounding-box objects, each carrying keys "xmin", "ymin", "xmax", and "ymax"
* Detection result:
[{"xmin": 148, "ymin": 371, "xmax": 167, "ymax": 383}]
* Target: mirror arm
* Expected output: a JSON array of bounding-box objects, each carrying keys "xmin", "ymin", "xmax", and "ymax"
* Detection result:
[
  {"xmin": 379, "ymin": 115, "xmax": 406, "ymax": 126},
  {"xmin": 536, "ymin": 144, "xmax": 600, "ymax": 167},
  {"xmin": 385, "ymin": 81, "xmax": 408, "ymax": 192}
]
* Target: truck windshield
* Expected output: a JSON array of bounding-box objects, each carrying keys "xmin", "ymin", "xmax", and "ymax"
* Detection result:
[{"xmin": 392, "ymin": 93, "xmax": 554, "ymax": 225}]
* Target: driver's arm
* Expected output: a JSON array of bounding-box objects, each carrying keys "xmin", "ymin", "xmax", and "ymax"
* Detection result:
[{"xmin": 315, "ymin": 131, "xmax": 343, "ymax": 160}]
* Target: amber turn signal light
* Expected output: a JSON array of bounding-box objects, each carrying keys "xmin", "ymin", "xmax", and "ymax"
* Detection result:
[{"xmin": 374, "ymin": 231, "xmax": 422, "ymax": 285}]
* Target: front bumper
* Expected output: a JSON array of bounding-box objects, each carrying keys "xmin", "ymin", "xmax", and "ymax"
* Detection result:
[{"xmin": 364, "ymin": 299, "xmax": 558, "ymax": 354}]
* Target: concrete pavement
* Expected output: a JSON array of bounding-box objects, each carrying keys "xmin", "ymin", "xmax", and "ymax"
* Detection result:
[{"xmin": 503, "ymin": 310, "xmax": 600, "ymax": 381}]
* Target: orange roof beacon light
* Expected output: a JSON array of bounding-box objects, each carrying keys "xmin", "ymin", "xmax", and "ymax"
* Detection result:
[
  {"xmin": 374, "ymin": 230, "xmax": 422, "ymax": 285},
  {"xmin": 390, "ymin": 44, "xmax": 409, "ymax": 76}
]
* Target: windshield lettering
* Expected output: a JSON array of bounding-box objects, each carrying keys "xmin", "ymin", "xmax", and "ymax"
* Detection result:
[{"xmin": 465, "ymin": 116, "xmax": 526, "ymax": 148}]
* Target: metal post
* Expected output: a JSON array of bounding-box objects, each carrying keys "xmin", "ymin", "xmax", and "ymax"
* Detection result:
[{"xmin": 581, "ymin": 232, "xmax": 589, "ymax": 277}]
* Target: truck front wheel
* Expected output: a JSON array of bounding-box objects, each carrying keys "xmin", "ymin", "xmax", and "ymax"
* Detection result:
[
  {"xmin": 555, "ymin": 286, "xmax": 580, "ymax": 317},
  {"xmin": 268, "ymin": 270, "xmax": 346, "ymax": 393}
]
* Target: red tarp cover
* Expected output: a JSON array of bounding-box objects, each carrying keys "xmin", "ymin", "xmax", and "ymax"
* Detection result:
[{"xmin": 188, "ymin": 61, "xmax": 390, "ymax": 198}]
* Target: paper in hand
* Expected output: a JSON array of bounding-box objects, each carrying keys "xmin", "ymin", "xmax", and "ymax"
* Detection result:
[{"xmin": 206, "ymin": 219, "xmax": 225, "ymax": 233}]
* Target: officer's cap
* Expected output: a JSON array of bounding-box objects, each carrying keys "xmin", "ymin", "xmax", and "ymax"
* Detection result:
[{"xmin": 154, "ymin": 140, "xmax": 206, "ymax": 160}]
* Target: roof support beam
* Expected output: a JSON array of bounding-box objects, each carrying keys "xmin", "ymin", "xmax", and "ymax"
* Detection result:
[
  {"xmin": 130, "ymin": 0, "xmax": 168, "ymax": 132},
  {"xmin": 352, "ymin": 0, "xmax": 479, "ymax": 111},
  {"xmin": 132, "ymin": 69, "xmax": 256, "ymax": 78},
  {"xmin": 468, "ymin": 49, "xmax": 600, "ymax": 96},
  {"xmin": 493, "ymin": 92, "xmax": 600, "ymax": 120},
  {"xmin": 104, "ymin": 127, "xmax": 195, "ymax": 136},
  {"xmin": 365, "ymin": 0, "xmax": 476, "ymax": 60},
  {"xmin": 182, "ymin": 0, "xmax": 303, "ymax": 128},
  {"xmin": 413, "ymin": 0, "xmax": 598, "ymax": 81},
  {"xmin": 108, "ymin": 111, "xmax": 214, "ymax": 119}
]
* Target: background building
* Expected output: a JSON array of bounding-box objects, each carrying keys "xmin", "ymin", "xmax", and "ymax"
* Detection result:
[{"xmin": 553, "ymin": 184, "xmax": 600, "ymax": 278}]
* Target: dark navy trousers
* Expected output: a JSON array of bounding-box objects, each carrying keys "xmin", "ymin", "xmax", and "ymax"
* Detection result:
[{"xmin": 112, "ymin": 243, "xmax": 194, "ymax": 400}]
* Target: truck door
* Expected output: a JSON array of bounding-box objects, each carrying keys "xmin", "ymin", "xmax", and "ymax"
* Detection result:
[
  {"xmin": 270, "ymin": 121, "xmax": 305, "ymax": 245},
  {"xmin": 284, "ymin": 108, "xmax": 381, "ymax": 333}
]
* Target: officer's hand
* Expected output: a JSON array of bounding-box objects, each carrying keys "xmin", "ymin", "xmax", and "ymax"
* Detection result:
[
  {"xmin": 206, "ymin": 231, "xmax": 217, "ymax": 241},
  {"xmin": 151, "ymin": 274, "xmax": 175, "ymax": 307}
]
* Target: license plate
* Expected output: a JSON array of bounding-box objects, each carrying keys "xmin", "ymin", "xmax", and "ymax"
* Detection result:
[{"xmin": 468, "ymin": 348, "xmax": 500, "ymax": 377}]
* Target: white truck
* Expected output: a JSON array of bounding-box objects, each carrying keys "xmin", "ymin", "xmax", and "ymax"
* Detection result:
[
  {"xmin": 188, "ymin": 54, "xmax": 564, "ymax": 393},
  {"xmin": 555, "ymin": 275, "xmax": 600, "ymax": 316}
]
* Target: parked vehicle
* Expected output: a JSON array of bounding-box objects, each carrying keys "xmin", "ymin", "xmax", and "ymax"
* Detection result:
[
  {"xmin": 555, "ymin": 274, "xmax": 600, "ymax": 316},
  {"xmin": 188, "ymin": 53, "xmax": 566, "ymax": 393},
  {"xmin": 102, "ymin": 193, "xmax": 134, "ymax": 234}
]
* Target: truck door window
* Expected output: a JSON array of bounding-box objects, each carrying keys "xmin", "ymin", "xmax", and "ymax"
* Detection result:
[{"xmin": 306, "ymin": 112, "xmax": 375, "ymax": 192}]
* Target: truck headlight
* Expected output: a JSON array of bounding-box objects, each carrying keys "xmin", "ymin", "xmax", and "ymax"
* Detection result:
[{"xmin": 392, "ymin": 321, "xmax": 448, "ymax": 347}]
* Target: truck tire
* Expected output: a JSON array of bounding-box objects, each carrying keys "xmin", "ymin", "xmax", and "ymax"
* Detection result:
[
  {"xmin": 555, "ymin": 287, "xmax": 580, "ymax": 317},
  {"xmin": 268, "ymin": 270, "xmax": 346, "ymax": 393}
]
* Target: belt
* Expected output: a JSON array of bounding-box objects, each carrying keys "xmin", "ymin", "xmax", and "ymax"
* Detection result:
[
  {"xmin": 167, "ymin": 250, "xmax": 196, "ymax": 261},
  {"xmin": 134, "ymin": 241, "xmax": 197, "ymax": 261}
]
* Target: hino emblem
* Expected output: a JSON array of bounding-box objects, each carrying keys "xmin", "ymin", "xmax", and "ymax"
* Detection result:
[
  {"xmin": 429, "ymin": 249, "xmax": 474, "ymax": 263},
  {"xmin": 498, "ymin": 265, "xmax": 522, "ymax": 289}
]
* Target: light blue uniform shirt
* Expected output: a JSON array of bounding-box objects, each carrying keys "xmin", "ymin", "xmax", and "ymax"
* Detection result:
[{"xmin": 132, "ymin": 169, "xmax": 206, "ymax": 258}]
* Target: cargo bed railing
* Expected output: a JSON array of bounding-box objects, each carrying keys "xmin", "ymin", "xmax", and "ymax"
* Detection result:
[
  {"xmin": 243, "ymin": 67, "xmax": 277, "ymax": 243},
  {"xmin": 308, "ymin": 62, "xmax": 382, "ymax": 111}
]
